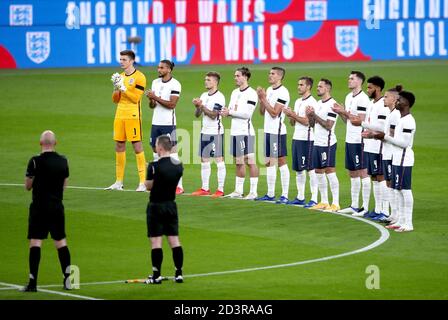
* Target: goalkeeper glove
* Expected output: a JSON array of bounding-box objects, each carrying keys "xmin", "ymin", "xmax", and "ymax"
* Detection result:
[{"xmin": 111, "ymin": 73, "xmax": 127, "ymax": 92}]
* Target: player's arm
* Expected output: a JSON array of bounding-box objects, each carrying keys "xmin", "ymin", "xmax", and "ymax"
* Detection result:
[
  {"xmin": 283, "ymin": 107, "xmax": 309, "ymax": 126},
  {"xmin": 362, "ymin": 111, "xmax": 387, "ymax": 132},
  {"xmin": 193, "ymin": 98, "xmax": 202, "ymax": 118},
  {"xmin": 383, "ymin": 127, "xmax": 415, "ymax": 148},
  {"xmin": 332, "ymin": 102, "xmax": 351, "ymax": 124},
  {"xmin": 229, "ymin": 100, "xmax": 256, "ymax": 119},
  {"xmin": 314, "ymin": 110, "xmax": 337, "ymax": 131},
  {"xmin": 202, "ymin": 105, "xmax": 219, "ymax": 120},
  {"xmin": 121, "ymin": 82, "xmax": 145, "ymax": 104}
]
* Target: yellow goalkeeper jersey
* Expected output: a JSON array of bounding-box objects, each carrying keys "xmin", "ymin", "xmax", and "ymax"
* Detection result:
[{"xmin": 114, "ymin": 69, "xmax": 146, "ymax": 120}]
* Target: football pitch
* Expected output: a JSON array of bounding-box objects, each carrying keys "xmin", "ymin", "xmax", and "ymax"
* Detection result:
[{"xmin": 0, "ymin": 60, "xmax": 447, "ymax": 300}]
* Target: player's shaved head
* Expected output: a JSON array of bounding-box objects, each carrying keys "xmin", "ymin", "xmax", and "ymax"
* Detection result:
[{"xmin": 40, "ymin": 130, "xmax": 56, "ymax": 146}]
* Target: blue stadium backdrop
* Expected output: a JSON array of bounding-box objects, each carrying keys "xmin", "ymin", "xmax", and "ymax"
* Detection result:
[{"xmin": 0, "ymin": 0, "xmax": 447, "ymax": 68}]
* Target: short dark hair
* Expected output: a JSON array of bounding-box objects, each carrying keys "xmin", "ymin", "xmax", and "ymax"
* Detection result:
[
  {"xmin": 160, "ymin": 59, "xmax": 175, "ymax": 70},
  {"xmin": 272, "ymin": 67, "xmax": 286, "ymax": 80},
  {"xmin": 320, "ymin": 78, "xmax": 332, "ymax": 89},
  {"xmin": 236, "ymin": 66, "xmax": 251, "ymax": 80},
  {"xmin": 368, "ymin": 76, "xmax": 385, "ymax": 90},
  {"xmin": 350, "ymin": 70, "xmax": 366, "ymax": 84},
  {"xmin": 399, "ymin": 91, "xmax": 416, "ymax": 108},
  {"xmin": 206, "ymin": 71, "xmax": 221, "ymax": 84},
  {"xmin": 156, "ymin": 135, "xmax": 173, "ymax": 152},
  {"xmin": 299, "ymin": 76, "xmax": 314, "ymax": 88},
  {"xmin": 120, "ymin": 50, "xmax": 135, "ymax": 60}
]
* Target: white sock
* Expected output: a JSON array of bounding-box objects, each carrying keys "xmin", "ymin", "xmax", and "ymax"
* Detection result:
[
  {"xmin": 250, "ymin": 177, "xmax": 258, "ymax": 194},
  {"xmin": 390, "ymin": 189, "xmax": 399, "ymax": 223},
  {"xmin": 316, "ymin": 173, "xmax": 328, "ymax": 204},
  {"xmin": 309, "ymin": 170, "xmax": 318, "ymax": 202},
  {"xmin": 279, "ymin": 164, "xmax": 290, "ymax": 198},
  {"xmin": 361, "ymin": 177, "xmax": 371, "ymax": 210},
  {"xmin": 171, "ymin": 153, "xmax": 183, "ymax": 188},
  {"xmin": 216, "ymin": 162, "xmax": 226, "ymax": 192},
  {"xmin": 327, "ymin": 172, "xmax": 340, "ymax": 206},
  {"xmin": 397, "ymin": 190, "xmax": 405, "ymax": 226},
  {"xmin": 235, "ymin": 176, "xmax": 245, "ymax": 194},
  {"xmin": 201, "ymin": 162, "xmax": 211, "ymax": 191},
  {"xmin": 266, "ymin": 165, "xmax": 277, "ymax": 197},
  {"xmin": 380, "ymin": 181, "xmax": 390, "ymax": 216},
  {"xmin": 296, "ymin": 171, "xmax": 306, "ymax": 200},
  {"xmin": 350, "ymin": 177, "xmax": 361, "ymax": 208},
  {"xmin": 401, "ymin": 189, "xmax": 414, "ymax": 229},
  {"xmin": 372, "ymin": 181, "xmax": 382, "ymax": 213},
  {"xmin": 153, "ymin": 152, "xmax": 159, "ymax": 162}
]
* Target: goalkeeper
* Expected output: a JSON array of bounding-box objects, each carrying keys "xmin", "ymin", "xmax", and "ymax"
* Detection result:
[{"xmin": 105, "ymin": 50, "xmax": 148, "ymax": 192}]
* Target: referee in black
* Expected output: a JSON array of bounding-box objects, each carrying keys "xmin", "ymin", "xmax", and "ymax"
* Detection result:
[
  {"xmin": 23, "ymin": 130, "xmax": 72, "ymax": 292},
  {"xmin": 144, "ymin": 135, "xmax": 184, "ymax": 284}
]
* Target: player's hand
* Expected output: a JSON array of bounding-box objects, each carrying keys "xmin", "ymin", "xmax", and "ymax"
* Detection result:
[
  {"xmin": 145, "ymin": 89, "xmax": 156, "ymax": 100},
  {"xmin": 361, "ymin": 130, "xmax": 373, "ymax": 139},
  {"xmin": 192, "ymin": 98, "xmax": 202, "ymax": 107},
  {"xmin": 305, "ymin": 106, "xmax": 315, "ymax": 117},
  {"xmin": 282, "ymin": 107, "xmax": 293, "ymax": 117},
  {"xmin": 332, "ymin": 103, "xmax": 344, "ymax": 114},
  {"xmin": 220, "ymin": 107, "xmax": 230, "ymax": 117},
  {"xmin": 256, "ymin": 87, "xmax": 266, "ymax": 99},
  {"xmin": 349, "ymin": 114, "xmax": 362, "ymax": 126},
  {"xmin": 372, "ymin": 131, "xmax": 385, "ymax": 140}
]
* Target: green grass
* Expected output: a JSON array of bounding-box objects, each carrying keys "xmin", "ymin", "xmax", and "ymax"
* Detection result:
[{"xmin": 0, "ymin": 60, "xmax": 447, "ymax": 300}]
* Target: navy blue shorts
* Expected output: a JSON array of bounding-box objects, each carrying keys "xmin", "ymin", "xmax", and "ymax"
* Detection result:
[
  {"xmin": 292, "ymin": 140, "xmax": 314, "ymax": 172},
  {"xmin": 383, "ymin": 159, "xmax": 393, "ymax": 181},
  {"xmin": 150, "ymin": 125, "xmax": 177, "ymax": 148},
  {"xmin": 365, "ymin": 152, "xmax": 383, "ymax": 176},
  {"xmin": 312, "ymin": 144, "xmax": 337, "ymax": 169},
  {"xmin": 264, "ymin": 133, "xmax": 287, "ymax": 158},
  {"xmin": 392, "ymin": 165, "xmax": 412, "ymax": 190},
  {"xmin": 230, "ymin": 135, "xmax": 255, "ymax": 157},
  {"xmin": 345, "ymin": 143, "xmax": 366, "ymax": 171},
  {"xmin": 199, "ymin": 134, "xmax": 224, "ymax": 158}
]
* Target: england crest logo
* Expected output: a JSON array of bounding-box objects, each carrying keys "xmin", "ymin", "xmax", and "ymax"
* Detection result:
[
  {"xmin": 335, "ymin": 26, "xmax": 358, "ymax": 58},
  {"xmin": 26, "ymin": 32, "xmax": 50, "ymax": 64}
]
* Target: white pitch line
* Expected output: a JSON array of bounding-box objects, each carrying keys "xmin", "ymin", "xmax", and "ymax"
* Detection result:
[
  {"xmin": 0, "ymin": 282, "xmax": 102, "ymax": 300},
  {"xmin": 0, "ymin": 182, "xmax": 390, "ymax": 290}
]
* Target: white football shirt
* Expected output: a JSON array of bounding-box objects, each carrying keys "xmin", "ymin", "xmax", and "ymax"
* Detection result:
[
  {"xmin": 382, "ymin": 108, "xmax": 401, "ymax": 160},
  {"xmin": 151, "ymin": 77, "xmax": 182, "ymax": 126},
  {"xmin": 314, "ymin": 97, "xmax": 338, "ymax": 147},
  {"xmin": 292, "ymin": 95, "xmax": 318, "ymax": 141},
  {"xmin": 263, "ymin": 85, "xmax": 290, "ymax": 135},
  {"xmin": 363, "ymin": 97, "xmax": 389, "ymax": 154},
  {"xmin": 344, "ymin": 90, "xmax": 370, "ymax": 144},
  {"xmin": 228, "ymin": 86, "xmax": 258, "ymax": 136},
  {"xmin": 387, "ymin": 113, "xmax": 416, "ymax": 167},
  {"xmin": 199, "ymin": 90, "xmax": 226, "ymax": 135}
]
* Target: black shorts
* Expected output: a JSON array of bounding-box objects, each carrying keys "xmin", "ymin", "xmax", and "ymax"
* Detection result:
[
  {"xmin": 28, "ymin": 202, "xmax": 66, "ymax": 240},
  {"xmin": 146, "ymin": 201, "xmax": 179, "ymax": 237}
]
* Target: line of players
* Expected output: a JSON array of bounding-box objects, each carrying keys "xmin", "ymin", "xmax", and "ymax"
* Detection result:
[
  {"xmin": 106, "ymin": 51, "xmax": 416, "ymax": 233},
  {"xmin": 190, "ymin": 67, "xmax": 416, "ymax": 233}
]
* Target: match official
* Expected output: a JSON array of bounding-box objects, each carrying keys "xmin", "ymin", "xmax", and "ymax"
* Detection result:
[
  {"xmin": 23, "ymin": 130, "xmax": 72, "ymax": 292},
  {"xmin": 144, "ymin": 135, "xmax": 184, "ymax": 284}
]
